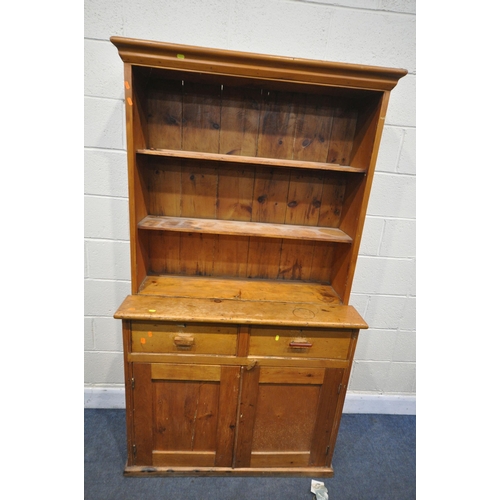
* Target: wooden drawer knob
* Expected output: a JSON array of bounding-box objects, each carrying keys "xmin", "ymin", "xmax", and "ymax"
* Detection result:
[{"xmin": 174, "ymin": 335, "xmax": 195, "ymax": 348}]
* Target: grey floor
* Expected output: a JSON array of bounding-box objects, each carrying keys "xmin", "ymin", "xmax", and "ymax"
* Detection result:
[{"xmin": 84, "ymin": 409, "xmax": 415, "ymax": 499}]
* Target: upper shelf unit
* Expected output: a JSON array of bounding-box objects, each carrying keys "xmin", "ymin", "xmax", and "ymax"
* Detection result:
[{"xmin": 110, "ymin": 37, "xmax": 407, "ymax": 303}]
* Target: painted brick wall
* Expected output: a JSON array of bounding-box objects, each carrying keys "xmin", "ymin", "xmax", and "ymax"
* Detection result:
[{"xmin": 84, "ymin": 0, "xmax": 416, "ymax": 406}]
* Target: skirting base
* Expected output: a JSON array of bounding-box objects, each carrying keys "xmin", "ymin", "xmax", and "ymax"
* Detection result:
[{"xmin": 123, "ymin": 463, "xmax": 334, "ymax": 477}]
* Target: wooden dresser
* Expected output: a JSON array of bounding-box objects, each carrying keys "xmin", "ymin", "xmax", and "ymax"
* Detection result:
[{"xmin": 111, "ymin": 36, "xmax": 407, "ymax": 477}]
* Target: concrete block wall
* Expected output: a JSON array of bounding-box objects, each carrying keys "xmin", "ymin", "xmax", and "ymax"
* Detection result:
[{"xmin": 84, "ymin": 0, "xmax": 416, "ymax": 413}]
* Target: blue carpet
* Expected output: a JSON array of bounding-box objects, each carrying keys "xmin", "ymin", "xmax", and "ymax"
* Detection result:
[{"xmin": 84, "ymin": 409, "xmax": 415, "ymax": 499}]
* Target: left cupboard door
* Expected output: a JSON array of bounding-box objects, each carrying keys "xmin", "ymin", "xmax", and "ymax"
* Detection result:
[{"xmin": 131, "ymin": 363, "xmax": 241, "ymax": 469}]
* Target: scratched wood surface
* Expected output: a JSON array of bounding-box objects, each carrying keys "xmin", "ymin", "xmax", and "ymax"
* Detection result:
[
  {"xmin": 114, "ymin": 292, "xmax": 368, "ymax": 329},
  {"xmin": 138, "ymin": 275, "xmax": 342, "ymax": 304}
]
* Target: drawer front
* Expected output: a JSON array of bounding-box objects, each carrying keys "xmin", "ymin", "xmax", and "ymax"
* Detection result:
[
  {"xmin": 248, "ymin": 326, "xmax": 352, "ymax": 359},
  {"xmin": 131, "ymin": 321, "xmax": 238, "ymax": 355}
]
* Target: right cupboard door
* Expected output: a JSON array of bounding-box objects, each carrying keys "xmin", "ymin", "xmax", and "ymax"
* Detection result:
[{"xmin": 234, "ymin": 364, "xmax": 345, "ymax": 469}]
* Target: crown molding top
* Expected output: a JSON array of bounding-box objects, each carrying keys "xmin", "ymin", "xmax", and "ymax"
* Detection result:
[{"xmin": 110, "ymin": 36, "xmax": 408, "ymax": 91}]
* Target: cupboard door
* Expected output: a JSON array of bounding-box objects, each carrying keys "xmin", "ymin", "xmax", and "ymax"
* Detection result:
[
  {"xmin": 234, "ymin": 365, "xmax": 344, "ymax": 468},
  {"xmin": 132, "ymin": 363, "xmax": 240, "ymax": 468}
]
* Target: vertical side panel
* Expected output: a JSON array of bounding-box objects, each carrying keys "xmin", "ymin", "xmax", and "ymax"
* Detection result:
[
  {"xmin": 350, "ymin": 96, "xmax": 383, "ymax": 169},
  {"xmin": 121, "ymin": 321, "xmax": 135, "ymax": 466},
  {"xmin": 326, "ymin": 330, "xmax": 359, "ymax": 465},
  {"xmin": 338, "ymin": 174, "xmax": 365, "ymax": 237},
  {"xmin": 309, "ymin": 368, "xmax": 344, "ymax": 466},
  {"xmin": 234, "ymin": 365, "xmax": 260, "ymax": 468},
  {"xmin": 215, "ymin": 366, "xmax": 242, "ymax": 466},
  {"xmin": 342, "ymin": 93, "xmax": 389, "ymax": 303},
  {"xmin": 309, "ymin": 242, "xmax": 336, "ymax": 283},
  {"xmin": 329, "ymin": 244, "xmax": 352, "ymax": 303},
  {"xmin": 132, "ymin": 363, "xmax": 153, "ymax": 465},
  {"xmin": 125, "ymin": 64, "xmax": 148, "ymax": 292},
  {"xmin": 127, "ymin": 66, "xmax": 148, "ymax": 150}
]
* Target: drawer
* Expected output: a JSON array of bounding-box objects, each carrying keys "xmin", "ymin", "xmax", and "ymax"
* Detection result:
[
  {"xmin": 131, "ymin": 321, "xmax": 238, "ymax": 355},
  {"xmin": 248, "ymin": 326, "xmax": 352, "ymax": 360}
]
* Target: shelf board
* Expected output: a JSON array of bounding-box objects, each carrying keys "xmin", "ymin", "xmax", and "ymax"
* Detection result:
[
  {"xmin": 114, "ymin": 293, "xmax": 368, "ymax": 328},
  {"xmin": 114, "ymin": 276, "xmax": 367, "ymax": 328},
  {"xmin": 137, "ymin": 148, "xmax": 366, "ymax": 173},
  {"xmin": 138, "ymin": 215, "xmax": 353, "ymax": 243},
  {"xmin": 138, "ymin": 275, "xmax": 343, "ymax": 305}
]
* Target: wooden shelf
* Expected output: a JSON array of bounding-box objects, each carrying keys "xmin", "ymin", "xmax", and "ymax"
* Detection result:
[
  {"xmin": 138, "ymin": 275, "xmax": 343, "ymax": 305},
  {"xmin": 114, "ymin": 275, "xmax": 368, "ymax": 328},
  {"xmin": 137, "ymin": 148, "xmax": 367, "ymax": 174},
  {"xmin": 114, "ymin": 293, "xmax": 367, "ymax": 328},
  {"xmin": 138, "ymin": 215, "xmax": 353, "ymax": 243}
]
